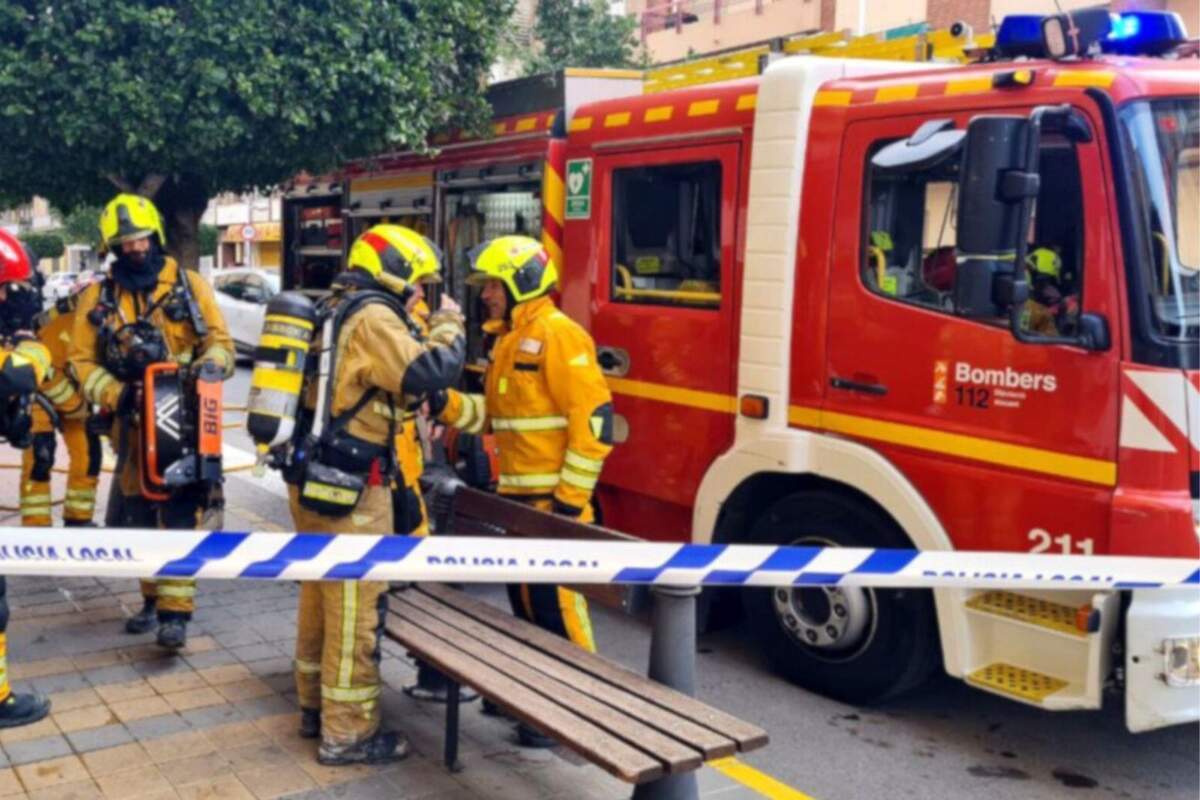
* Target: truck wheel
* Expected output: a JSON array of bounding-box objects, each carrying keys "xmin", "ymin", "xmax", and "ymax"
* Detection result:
[{"xmin": 743, "ymin": 491, "xmax": 939, "ymax": 704}]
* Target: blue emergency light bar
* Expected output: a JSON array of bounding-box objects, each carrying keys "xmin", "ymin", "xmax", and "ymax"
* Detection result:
[{"xmin": 994, "ymin": 11, "xmax": 1188, "ymax": 59}]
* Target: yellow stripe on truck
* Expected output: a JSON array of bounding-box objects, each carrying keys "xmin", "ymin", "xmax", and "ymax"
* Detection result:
[
  {"xmin": 788, "ymin": 405, "xmax": 1116, "ymax": 487},
  {"xmin": 605, "ymin": 373, "xmax": 1116, "ymax": 486}
]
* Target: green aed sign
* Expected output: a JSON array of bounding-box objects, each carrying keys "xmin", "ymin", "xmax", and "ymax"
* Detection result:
[{"xmin": 564, "ymin": 158, "xmax": 593, "ymax": 220}]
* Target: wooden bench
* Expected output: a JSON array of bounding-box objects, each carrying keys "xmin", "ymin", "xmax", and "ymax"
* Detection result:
[
  {"xmin": 385, "ymin": 584, "xmax": 767, "ymax": 786},
  {"xmin": 384, "ymin": 484, "xmax": 768, "ymax": 795}
]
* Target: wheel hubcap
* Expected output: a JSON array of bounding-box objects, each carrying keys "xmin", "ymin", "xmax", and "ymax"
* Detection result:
[{"xmin": 772, "ymin": 583, "xmax": 871, "ymax": 651}]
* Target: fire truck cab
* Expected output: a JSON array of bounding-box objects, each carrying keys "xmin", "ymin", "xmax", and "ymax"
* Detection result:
[{"xmin": 559, "ymin": 11, "xmax": 1199, "ymax": 731}]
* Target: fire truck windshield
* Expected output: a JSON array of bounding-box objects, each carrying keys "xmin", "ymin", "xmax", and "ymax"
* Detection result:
[{"xmin": 1121, "ymin": 97, "xmax": 1199, "ymax": 342}]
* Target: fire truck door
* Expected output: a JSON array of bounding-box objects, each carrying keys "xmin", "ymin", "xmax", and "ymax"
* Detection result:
[
  {"xmin": 590, "ymin": 142, "xmax": 741, "ymax": 536},
  {"xmin": 823, "ymin": 115, "xmax": 1121, "ymax": 555}
]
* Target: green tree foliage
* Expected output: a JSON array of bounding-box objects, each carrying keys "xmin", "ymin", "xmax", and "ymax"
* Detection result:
[
  {"xmin": 0, "ymin": 1, "xmax": 512, "ymax": 267},
  {"xmin": 198, "ymin": 224, "xmax": 219, "ymax": 258},
  {"xmin": 20, "ymin": 232, "xmax": 65, "ymax": 261},
  {"xmin": 58, "ymin": 205, "xmax": 104, "ymax": 249},
  {"xmin": 524, "ymin": 0, "xmax": 644, "ymax": 75}
]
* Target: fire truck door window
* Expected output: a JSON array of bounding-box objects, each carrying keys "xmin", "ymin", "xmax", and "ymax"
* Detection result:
[
  {"xmin": 610, "ymin": 161, "xmax": 721, "ymax": 308},
  {"xmin": 863, "ymin": 137, "xmax": 1085, "ymax": 337}
]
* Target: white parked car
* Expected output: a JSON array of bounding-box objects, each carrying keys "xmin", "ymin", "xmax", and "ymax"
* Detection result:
[
  {"xmin": 211, "ymin": 268, "xmax": 280, "ymax": 357},
  {"xmin": 43, "ymin": 272, "xmax": 78, "ymax": 303}
]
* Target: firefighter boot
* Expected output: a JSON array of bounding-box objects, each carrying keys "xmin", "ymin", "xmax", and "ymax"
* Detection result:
[
  {"xmin": 516, "ymin": 721, "xmax": 558, "ymax": 749},
  {"xmin": 318, "ymin": 730, "xmax": 410, "ymax": 766},
  {"xmin": 0, "ymin": 692, "xmax": 50, "ymax": 729},
  {"xmin": 62, "ymin": 520, "xmax": 96, "ymax": 528},
  {"xmin": 125, "ymin": 597, "xmax": 157, "ymax": 634},
  {"xmin": 156, "ymin": 618, "xmax": 187, "ymax": 650},
  {"xmin": 299, "ymin": 708, "xmax": 320, "ymax": 739}
]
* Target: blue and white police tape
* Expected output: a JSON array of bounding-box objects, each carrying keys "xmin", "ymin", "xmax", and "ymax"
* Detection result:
[{"xmin": 0, "ymin": 528, "xmax": 1196, "ymax": 590}]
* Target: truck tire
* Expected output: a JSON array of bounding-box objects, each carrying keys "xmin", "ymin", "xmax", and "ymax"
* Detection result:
[{"xmin": 743, "ymin": 490, "xmax": 939, "ymax": 704}]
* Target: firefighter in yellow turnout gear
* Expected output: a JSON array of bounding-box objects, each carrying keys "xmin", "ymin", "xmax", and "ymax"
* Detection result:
[
  {"xmin": 70, "ymin": 195, "xmax": 234, "ymax": 650},
  {"xmin": 290, "ymin": 225, "xmax": 465, "ymax": 766},
  {"xmin": 435, "ymin": 237, "xmax": 613, "ymax": 743},
  {"xmin": 20, "ymin": 298, "xmax": 100, "ymax": 528},
  {"xmin": 0, "ymin": 229, "xmax": 55, "ymax": 727}
]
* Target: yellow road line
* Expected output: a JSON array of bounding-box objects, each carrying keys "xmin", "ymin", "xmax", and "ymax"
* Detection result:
[{"xmin": 708, "ymin": 757, "xmax": 818, "ymax": 800}]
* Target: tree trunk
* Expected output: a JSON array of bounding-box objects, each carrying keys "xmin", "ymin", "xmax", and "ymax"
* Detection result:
[{"xmin": 153, "ymin": 174, "xmax": 209, "ymax": 271}]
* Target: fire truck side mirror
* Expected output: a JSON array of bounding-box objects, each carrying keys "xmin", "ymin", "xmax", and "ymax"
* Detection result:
[{"xmin": 954, "ymin": 116, "xmax": 1038, "ymax": 319}]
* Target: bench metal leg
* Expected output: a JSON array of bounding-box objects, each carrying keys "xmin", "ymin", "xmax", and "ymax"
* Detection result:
[
  {"xmin": 633, "ymin": 585, "xmax": 700, "ymax": 800},
  {"xmin": 443, "ymin": 681, "xmax": 463, "ymax": 773}
]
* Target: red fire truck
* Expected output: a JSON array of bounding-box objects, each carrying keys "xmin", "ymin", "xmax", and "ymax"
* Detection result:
[{"xmin": 284, "ymin": 11, "xmax": 1199, "ymax": 731}]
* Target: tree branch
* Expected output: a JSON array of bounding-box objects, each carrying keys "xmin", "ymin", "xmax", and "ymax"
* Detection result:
[
  {"xmin": 106, "ymin": 174, "xmax": 133, "ymax": 193},
  {"xmin": 136, "ymin": 174, "xmax": 167, "ymax": 198}
]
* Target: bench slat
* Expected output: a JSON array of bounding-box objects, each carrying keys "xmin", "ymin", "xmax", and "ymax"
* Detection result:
[
  {"xmin": 397, "ymin": 588, "xmax": 735, "ymax": 759},
  {"xmin": 390, "ymin": 594, "xmax": 705, "ymax": 773},
  {"xmin": 384, "ymin": 614, "xmax": 665, "ymax": 784},
  {"xmin": 420, "ymin": 584, "xmax": 769, "ymax": 751}
]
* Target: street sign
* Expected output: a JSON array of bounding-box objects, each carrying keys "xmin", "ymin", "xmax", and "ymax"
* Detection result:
[
  {"xmin": 565, "ymin": 159, "xmax": 593, "ymax": 220},
  {"xmin": 241, "ymin": 224, "xmax": 257, "ymax": 241}
]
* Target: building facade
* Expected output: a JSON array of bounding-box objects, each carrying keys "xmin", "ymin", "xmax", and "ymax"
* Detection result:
[{"xmin": 631, "ymin": 0, "xmax": 1199, "ymax": 63}]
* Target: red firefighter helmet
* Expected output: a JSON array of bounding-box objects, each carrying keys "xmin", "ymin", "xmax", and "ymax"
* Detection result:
[{"xmin": 0, "ymin": 230, "xmax": 31, "ymax": 284}]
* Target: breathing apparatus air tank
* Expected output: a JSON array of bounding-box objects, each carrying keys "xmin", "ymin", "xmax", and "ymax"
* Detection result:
[{"xmin": 246, "ymin": 292, "xmax": 318, "ymax": 472}]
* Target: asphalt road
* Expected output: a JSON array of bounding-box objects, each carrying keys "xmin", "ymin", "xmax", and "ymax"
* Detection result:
[{"xmin": 217, "ymin": 364, "xmax": 1200, "ymax": 800}]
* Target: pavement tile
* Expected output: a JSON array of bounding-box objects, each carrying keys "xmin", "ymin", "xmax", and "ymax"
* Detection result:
[
  {"xmin": 16, "ymin": 754, "xmax": 89, "ymax": 791},
  {"xmin": 69, "ymin": 651, "xmax": 124, "ymax": 671},
  {"xmin": 164, "ymin": 688, "xmax": 226, "ymax": 714},
  {"xmin": 26, "ymin": 778, "xmax": 103, "ymax": 800},
  {"xmin": 235, "ymin": 765, "xmax": 316, "ymax": 800},
  {"xmin": 84, "ymin": 665, "xmax": 143, "ymax": 688},
  {"xmin": 141, "ymin": 731, "xmax": 215, "ymax": 764},
  {"xmin": 212, "ymin": 631, "xmax": 262, "ymax": 650},
  {"xmin": 124, "ymin": 714, "xmax": 191, "ymax": 741},
  {"xmin": 162, "ymin": 753, "xmax": 234, "ymax": 788},
  {"xmin": 380, "ymin": 759, "xmax": 471, "ymax": 799},
  {"xmin": 53, "ymin": 705, "xmax": 118, "ymax": 734},
  {"xmin": 95, "ymin": 765, "xmax": 173, "ymax": 799},
  {"xmin": 260, "ymin": 675, "xmax": 293, "ymax": 695},
  {"xmin": 293, "ymin": 759, "xmax": 373, "ymax": 790},
  {"xmin": 110, "ymin": 696, "xmax": 172, "ymax": 724},
  {"xmin": 179, "ymin": 705, "xmax": 245, "ymax": 731},
  {"xmin": 184, "ymin": 638, "xmax": 218, "ymax": 655},
  {"xmin": 200, "ymin": 722, "xmax": 264, "ymax": 750},
  {"xmin": 47, "ymin": 688, "xmax": 103, "ymax": 713},
  {"xmin": 223, "ymin": 745, "xmax": 291, "ymax": 774},
  {"xmin": 321, "ymin": 775, "xmax": 397, "ymax": 800},
  {"xmin": 183, "ymin": 652, "xmax": 238, "ymax": 671},
  {"xmin": 0, "ymin": 716, "xmax": 61, "ymax": 745},
  {"xmin": 249, "ymin": 714, "xmax": 297, "ymax": 740},
  {"xmin": 30, "ymin": 672, "xmax": 90, "ymax": 695},
  {"xmin": 236, "ymin": 696, "xmax": 295, "ymax": 721},
  {"xmin": 196, "ymin": 666, "xmax": 252, "ymax": 688},
  {"xmin": 0, "ymin": 768, "xmax": 21, "ymax": 797},
  {"xmin": 11, "ymin": 658, "xmax": 75, "ymax": 681},
  {"xmin": 118, "ymin": 645, "xmax": 175, "ymax": 665},
  {"xmin": 64, "ymin": 724, "xmax": 134, "ymax": 754},
  {"xmin": 94, "ymin": 680, "xmax": 154, "ymax": 705},
  {"xmin": 81, "ymin": 743, "xmax": 150, "ymax": 778},
  {"xmin": 244, "ymin": 659, "xmax": 291, "ymax": 679},
  {"xmin": 147, "ymin": 672, "xmax": 206, "ymax": 695},
  {"xmin": 228, "ymin": 646, "xmax": 277, "ymax": 665},
  {"xmin": 214, "ymin": 679, "xmax": 273, "ymax": 704},
  {"xmin": 176, "ymin": 774, "xmax": 255, "ymax": 800}
]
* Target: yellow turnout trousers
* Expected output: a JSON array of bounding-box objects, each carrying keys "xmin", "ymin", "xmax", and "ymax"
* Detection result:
[
  {"xmin": 20, "ymin": 413, "xmax": 99, "ymax": 527},
  {"xmin": 292, "ymin": 484, "xmax": 391, "ymax": 746},
  {"xmin": 505, "ymin": 497, "xmax": 596, "ymax": 653}
]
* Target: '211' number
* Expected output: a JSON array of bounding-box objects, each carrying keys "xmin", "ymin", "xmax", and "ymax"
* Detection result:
[{"xmin": 1027, "ymin": 528, "xmax": 1094, "ymax": 555}]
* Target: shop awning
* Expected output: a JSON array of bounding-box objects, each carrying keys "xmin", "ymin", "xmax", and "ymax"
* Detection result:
[{"xmin": 223, "ymin": 222, "xmax": 281, "ymax": 243}]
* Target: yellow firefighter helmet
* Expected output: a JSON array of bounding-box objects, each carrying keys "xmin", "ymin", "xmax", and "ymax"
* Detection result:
[{"xmin": 465, "ymin": 235, "xmax": 558, "ymax": 304}]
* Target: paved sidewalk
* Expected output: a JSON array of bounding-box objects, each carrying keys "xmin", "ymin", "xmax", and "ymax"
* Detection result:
[{"xmin": 0, "ymin": 451, "xmax": 756, "ymax": 799}]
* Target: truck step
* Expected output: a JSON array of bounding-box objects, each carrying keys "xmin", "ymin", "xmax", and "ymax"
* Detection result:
[
  {"xmin": 965, "ymin": 591, "xmax": 1088, "ymax": 637},
  {"xmin": 966, "ymin": 662, "xmax": 1069, "ymax": 703}
]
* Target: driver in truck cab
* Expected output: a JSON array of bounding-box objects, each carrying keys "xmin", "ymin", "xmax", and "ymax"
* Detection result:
[{"xmin": 1021, "ymin": 246, "xmax": 1079, "ymax": 337}]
